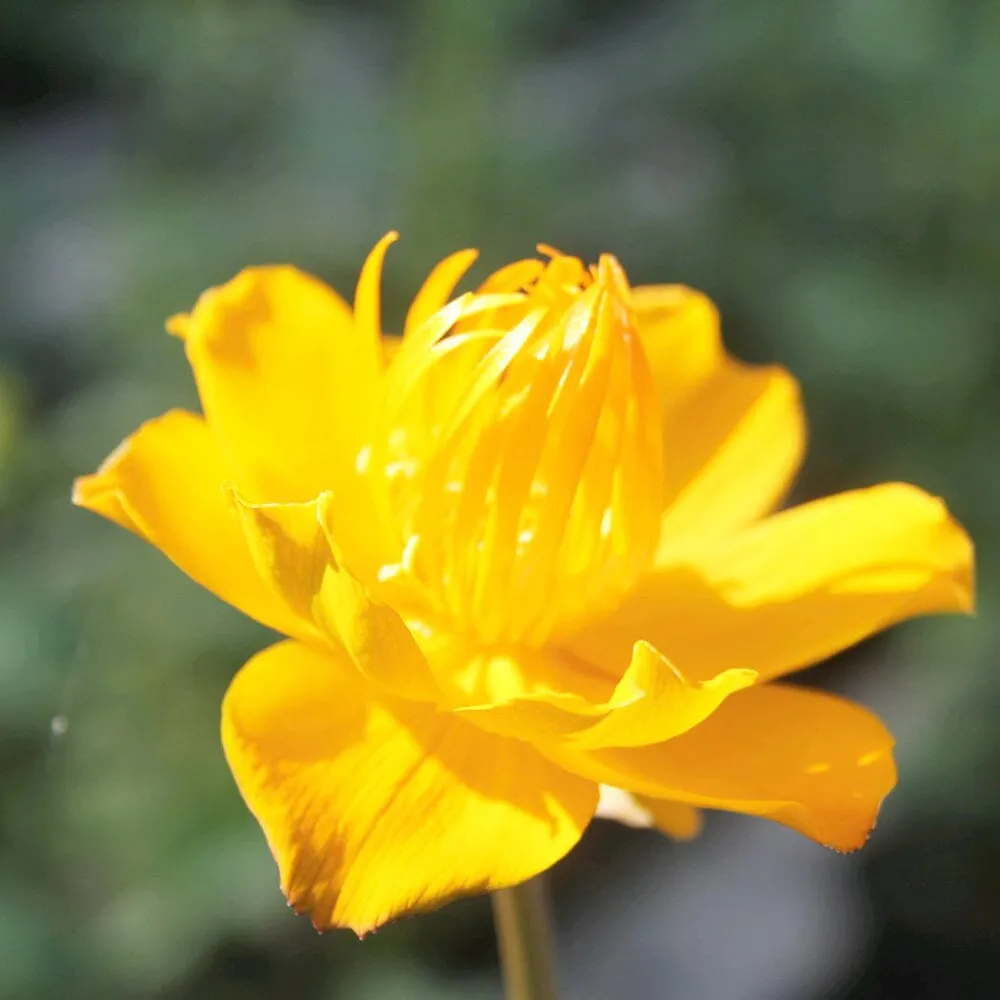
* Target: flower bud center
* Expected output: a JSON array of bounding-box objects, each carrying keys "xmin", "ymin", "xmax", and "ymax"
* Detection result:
[{"xmin": 373, "ymin": 253, "xmax": 664, "ymax": 645}]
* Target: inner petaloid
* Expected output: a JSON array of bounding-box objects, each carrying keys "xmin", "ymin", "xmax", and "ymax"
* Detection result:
[{"xmin": 368, "ymin": 251, "xmax": 664, "ymax": 647}]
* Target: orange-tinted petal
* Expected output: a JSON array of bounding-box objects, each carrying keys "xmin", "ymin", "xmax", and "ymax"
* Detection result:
[
  {"xmin": 596, "ymin": 786, "xmax": 703, "ymax": 840},
  {"xmin": 222, "ymin": 639, "xmax": 597, "ymax": 934},
  {"xmin": 571, "ymin": 483, "xmax": 974, "ymax": 682},
  {"xmin": 174, "ymin": 264, "xmax": 391, "ymax": 579},
  {"xmin": 638, "ymin": 796, "xmax": 704, "ymax": 840},
  {"xmin": 73, "ymin": 410, "xmax": 304, "ymax": 637},
  {"xmin": 547, "ymin": 684, "xmax": 896, "ymax": 852}
]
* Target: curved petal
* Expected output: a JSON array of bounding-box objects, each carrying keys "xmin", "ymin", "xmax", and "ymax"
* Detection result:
[
  {"xmin": 228, "ymin": 491, "xmax": 440, "ymax": 703},
  {"xmin": 437, "ymin": 638, "xmax": 755, "ymax": 747},
  {"xmin": 171, "ymin": 264, "xmax": 392, "ymax": 577},
  {"xmin": 596, "ymin": 786, "xmax": 703, "ymax": 840},
  {"xmin": 657, "ymin": 361, "xmax": 806, "ymax": 557},
  {"xmin": 222, "ymin": 639, "xmax": 597, "ymax": 934},
  {"xmin": 403, "ymin": 248, "xmax": 479, "ymax": 338},
  {"xmin": 546, "ymin": 684, "xmax": 897, "ymax": 852},
  {"xmin": 73, "ymin": 410, "xmax": 304, "ymax": 637},
  {"xmin": 633, "ymin": 284, "xmax": 723, "ymax": 412},
  {"xmin": 354, "ymin": 231, "xmax": 398, "ymax": 364},
  {"xmin": 634, "ymin": 284, "xmax": 805, "ymax": 552},
  {"xmin": 570, "ymin": 483, "xmax": 974, "ymax": 683},
  {"xmin": 566, "ymin": 643, "xmax": 756, "ymax": 750}
]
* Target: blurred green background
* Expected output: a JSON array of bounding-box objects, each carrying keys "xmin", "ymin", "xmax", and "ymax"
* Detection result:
[{"xmin": 2, "ymin": 1, "xmax": 997, "ymax": 998}]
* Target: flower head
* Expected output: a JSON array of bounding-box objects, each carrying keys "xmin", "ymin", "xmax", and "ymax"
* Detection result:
[{"xmin": 74, "ymin": 233, "xmax": 974, "ymax": 934}]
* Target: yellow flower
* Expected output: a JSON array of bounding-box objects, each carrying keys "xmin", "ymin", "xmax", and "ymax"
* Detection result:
[{"xmin": 73, "ymin": 233, "xmax": 974, "ymax": 935}]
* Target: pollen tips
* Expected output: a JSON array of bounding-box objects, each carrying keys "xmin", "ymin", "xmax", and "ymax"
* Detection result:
[{"xmin": 596, "ymin": 253, "xmax": 633, "ymax": 305}]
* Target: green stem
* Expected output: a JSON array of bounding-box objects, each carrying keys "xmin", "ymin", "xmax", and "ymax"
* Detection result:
[{"xmin": 491, "ymin": 878, "xmax": 560, "ymax": 1000}]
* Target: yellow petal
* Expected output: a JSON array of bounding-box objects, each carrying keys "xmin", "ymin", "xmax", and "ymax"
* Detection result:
[
  {"xmin": 596, "ymin": 786, "xmax": 704, "ymax": 840},
  {"xmin": 571, "ymin": 483, "xmax": 974, "ymax": 683},
  {"xmin": 175, "ymin": 264, "xmax": 391, "ymax": 578},
  {"xmin": 565, "ymin": 642, "xmax": 757, "ymax": 750},
  {"xmin": 222, "ymin": 639, "xmax": 597, "ymax": 934},
  {"xmin": 657, "ymin": 362, "xmax": 805, "ymax": 557},
  {"xmin": 403, "ymin": 248, "xmax": 479, "ymax": 338},
  {"xmin": 73, "ymin": 410, "xmax": 303, "ymax": 637},
  {"xmin": 546, "ymin": 684, "xmax": 897, "ymax": 852},
  {"xmin": 632, "ymin": 284, "xmax": 723, "ymax": 412},
  {"xmin": 226, "ymin": 491, "xmax": 331, "ymax": 623},
  {"xmin": 441, "ymin": 639, "xmax": 755, "ymax": 747},
  {"xmin": 354, "ymin": 231, "xmax": 399, "ymax": 366},
  {"xmin": 229, "ymin": 491, "xmax": 440, "ymax": 703},
  {"xmin": 437, "ymin": 644, "xmax": 622, "ymax": 741},
  {"xmin": 634, "ymin": 283, "xmax": 805, "ymax": 553}
]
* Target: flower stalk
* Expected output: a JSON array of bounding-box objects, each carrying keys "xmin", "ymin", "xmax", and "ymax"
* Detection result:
[{"xmin": 491, "ymin": 877, "xmax": 560, "ymax": 1000}]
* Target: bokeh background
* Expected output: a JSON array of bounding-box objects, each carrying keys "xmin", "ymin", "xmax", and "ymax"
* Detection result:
[{"xmin": 2, "ymin": 1, "xmax": 998, "ymax": 998}]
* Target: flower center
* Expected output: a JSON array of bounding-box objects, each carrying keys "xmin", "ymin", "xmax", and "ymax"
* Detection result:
[{"xmin": 370, "ymin": 252, "xmax": 664, "ymax": 645}]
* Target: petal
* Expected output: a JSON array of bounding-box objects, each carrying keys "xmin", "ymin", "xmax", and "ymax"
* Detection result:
[
  {"xmin": 634, "ymin": 284, "xmax": 806, "ymax": 553},
  {"xmin": 226, "ymin": 491, "xmax": 332, "ymax": 624},
  {"xmin": 73, "ymin": 410, "xmax": 303, "ymax": 637},
  {"xmin": 229, "ymin": 491, "xmax": 440, "ymax": 703},
  {"xmin": 637, "ymin": 796, "xmax": 704, "ymax": 840},
  {"xmin": 565, "ymin": 642, "xmax": 756, "ymax": 750},
  {"xmin": 571, "ymin": 483, "xmax": 974, "ymax": 683},
  {"xmin": 657, "ymin": 362, "xmax": 806, "ymax": 558},
  {"xmin": 403, "ymin": 248, "xmax": 479, "ymax": 337},
  {"xmin": 596, "ymin": 786, "xmax": 703, "ymax": 840},
  {"xmin": 546, "ymin": 684, "xmax": 897, "ymax": 852},
  {"xmin": 354, "ymin": 231, "xmax": 399, "ymax": 362},
  {"xmin": 174, "ymin": 264, "xmax": 392, "ymax": 577},
  {"xmin": 222, "ymin": 639, "xmax": 597, "ymax": 934},
  {"xmin": 633, "ymin": 284, "xmax": 723, "ymax": 411},
  {"xmin": 441, "ymin": 639, "xmax": 755, "ymax": 748}
]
